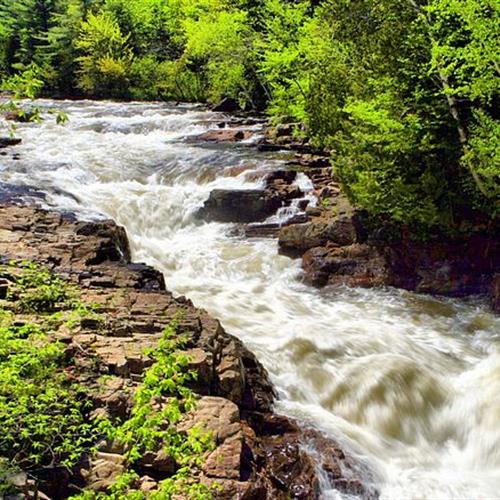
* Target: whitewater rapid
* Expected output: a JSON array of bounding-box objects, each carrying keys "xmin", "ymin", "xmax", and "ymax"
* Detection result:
[{"xmin": 1, "ymin": 100, "xmax": 499, "ymax": 499}]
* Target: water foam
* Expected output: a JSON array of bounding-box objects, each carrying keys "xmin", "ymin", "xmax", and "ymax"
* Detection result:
[{"xmin": 1, "ymin": 100, "xmax": 499, "ymax": 499}]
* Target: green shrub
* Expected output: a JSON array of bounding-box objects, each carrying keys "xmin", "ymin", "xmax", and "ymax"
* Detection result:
[
  {"xmin": 92, "ymin": 321, "xmax": 215, "ymax": 498},
  {"xmin": 8, "ymin": 261, "xmax": 76, "ymax": 313}
]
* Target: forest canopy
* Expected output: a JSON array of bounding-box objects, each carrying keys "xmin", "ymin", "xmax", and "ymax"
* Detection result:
[{"xmin": 0, "ymin": 0, "xmax": 498, "ymax": 228}]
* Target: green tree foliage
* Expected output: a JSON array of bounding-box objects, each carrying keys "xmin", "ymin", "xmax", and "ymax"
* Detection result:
[
  {"xmin": 75, "ymin": 11, "xmax": 133, "ymax": 96},
  {"xmin": 0, "ymin": 0, "xmax": 498, "ymax": 227}
]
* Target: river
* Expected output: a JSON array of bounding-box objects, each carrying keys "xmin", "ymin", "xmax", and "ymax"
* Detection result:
[{"xmin": 1, "ymin": 99, "xmax": 499, "ymax": 499}]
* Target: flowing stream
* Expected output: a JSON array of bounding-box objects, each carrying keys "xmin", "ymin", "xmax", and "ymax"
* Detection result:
[{"xmin": 1, "ymin": 100, "xmax": 500, "ymax": 499}]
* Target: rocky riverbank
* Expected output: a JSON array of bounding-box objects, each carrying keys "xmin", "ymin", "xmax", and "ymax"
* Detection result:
[
  {"xmin": 0, "ymin": 203, "xmax": 374, "ymax": 499},
  {"xmin": 275, "ymin": 170, "xmax": 500, "ymax": 311},
  {"xmin": 195, "ymin": 118, "xmax": 499, "ymax": 312}
]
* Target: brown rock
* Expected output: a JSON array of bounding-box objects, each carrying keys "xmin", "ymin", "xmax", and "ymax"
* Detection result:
[
  {"xmin": 204, "ymin": 438, "xmax": 243, "ymax": 480},
  {"xmin": 197, "ymin": 189, "xmax": 282, "ymax": 223},
  {"xmin": 87, "ymin": 452, "xmax": 127, "ymax": 492},
  {"xmin": 302, "ymin": 244, "xmax": 389, "ymax": 288},
  {"xmin": 279, "ymin": 217, "xmax": 358, "ymax": 256},
  {"xmin": 187, "ymin": 348, "xmax": 214, "ymax": 393},
  {"xmin": 140, "ymin": 449, "xmax": 176, "ymax": 474},
  {"xmin": 139, "ymin": 475, "xmax": 158, "ymax": 493},
  {"xmin": 188, "ymin": 129, "xmax": 254, "ymax": 143},
  {"xmin": 180, "ymin": 396, "xmax": 240, "ymax": 437}
]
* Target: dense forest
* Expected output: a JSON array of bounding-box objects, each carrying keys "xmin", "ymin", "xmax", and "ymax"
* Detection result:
[{"xmin": 0, "ymin": 0, "xmax": 498, "ymax": 228}]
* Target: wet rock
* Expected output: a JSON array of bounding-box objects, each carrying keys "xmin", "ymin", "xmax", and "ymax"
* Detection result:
[
  {"xmin": 245, "ymin": 215, "xmax": 309, "ymax": 239},
  {"xmin": 197, "ymin": 189, "xmax": 282, "ymax": 223},
  {"xmin": 76, "ymin": 220, "xmax": 131, "ymax": 264},
  {"xmin": 189, "ymin": 128, "xmax": 255, "ymax": 143},
  {"xmin": 0, "ymin": 137, "xmax": 22, "ymax": 148},
  {"xmin": 382, "ymin": 232, "xmax": 500, "ymax": 297},
  {"xmin": 212, "ymin": 97, "xmax": 240, "ymax": 113},
  {"xmin": 244, "ymin": 414, "xmax": 376, "ymax": 500},
  {"xmin": 265, "ymin": 169, "xmax": 297, "ymax": 185},
  {"xmin": 244, "ymin": 222, "xmax": 287, "ymax": 239},
  {"xmin": 279, "ymin": 217, "xmax": 358, "ymax": 256},
  {"xmin": 257, "ymin": 142, "xmax": 287, "ymax": 152},
  {"xmin": 193, "ymin": 129, "xmax": 255, "ymax": 143},
  {"xmin": 492, "ymin": 275, "xmax": 500, "ymax": 312},
  {"xmin": 264, "ymin": 169, "xmax": 304, "ymax": 204},
  {"xmin": 262, "ymin": 435, "xmax": 319, "ymax": 497},
  {"xmin": 302, "ymin": 244, "xmax": 389, "ymax": 287},
  {"xmin": 4, "ymin": 110, "xmax": 37, "ymax": 122},
  {"xmin": 223, "ymin": 164, "xmax": 256, "ymax": 177}
]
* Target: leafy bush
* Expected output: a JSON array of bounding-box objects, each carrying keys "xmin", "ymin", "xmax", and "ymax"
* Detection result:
[
  {"xmin": 92, "ymin": 321, "xmax": 215, "ymax": 498},
  {"xmin": 0, "ymin": 321, "xmax": 95, "ymax": 470},
  {"xmin": 8, "ymin": 261, "xmax": 76, "ymax": 312},
  {"xmin": 0, "ymin": 263, "xmax": 100, "ymax": 493},
  {"xmin": 75, "ymin": 11, "xmax": 133, "ymax": 97}
]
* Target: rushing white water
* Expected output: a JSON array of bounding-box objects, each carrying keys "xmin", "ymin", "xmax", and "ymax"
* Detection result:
[{"xmin": 1, "ymin": 100, "xmax": 500, "ymax": 499}]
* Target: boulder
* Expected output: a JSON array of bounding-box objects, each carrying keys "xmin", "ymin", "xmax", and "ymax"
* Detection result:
[
  {"xmin": 188, "ymin": 129, "xmax": 254, "ymax": 143},
  {"xmin": 0, "ymin": 137, "xmax": 21, "ymax": 148},
  {"xmin": 302, "ymin": 244, "xmax": 389, "ymax": 287},
  {"xmin": 212, "ymin": 97, "xmax": 240, "ymax": 113},
  {"xmin": 279, "ymin": 217, "xmax": 358, "ymax": 256},
  {"xmin": 197, "ymin": 189, "xmax": 282, "ymax": 223},
  {"xmin": 245, "ymin": 414, "xmax": 377, "ymax": 500}
]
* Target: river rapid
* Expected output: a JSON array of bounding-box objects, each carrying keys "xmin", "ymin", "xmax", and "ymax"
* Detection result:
[{"xmin": 1, "ymin": 100, "xmax": 499, "ymax": 499}]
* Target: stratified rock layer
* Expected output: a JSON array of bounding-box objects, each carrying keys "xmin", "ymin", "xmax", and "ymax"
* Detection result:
[{"xmin": 0, "ymin": 204, "xmax": 375, "ymax": 499}]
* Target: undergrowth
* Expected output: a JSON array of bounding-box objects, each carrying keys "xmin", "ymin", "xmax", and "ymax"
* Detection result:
[
  {"xmin": 0, "ymin": 261, "xmax": 100, "ymax": 496},
  {"xmin": 0, "ymin": 261, "xmax": 215, "ymax": 498},
  {"xmin": 75, "ymin": 321, "xmax": 215, "ymax": 499}
]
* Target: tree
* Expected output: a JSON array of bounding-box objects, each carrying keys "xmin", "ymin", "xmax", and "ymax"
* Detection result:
[{"xmin": 75, "ymin": 11, "xmax": 133, "ymax": 97}]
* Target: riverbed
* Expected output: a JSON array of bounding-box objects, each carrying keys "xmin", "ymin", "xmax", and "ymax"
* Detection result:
[{"xmin": 1, "ymin": 99, "xmax": 499, "ymax": 499}]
